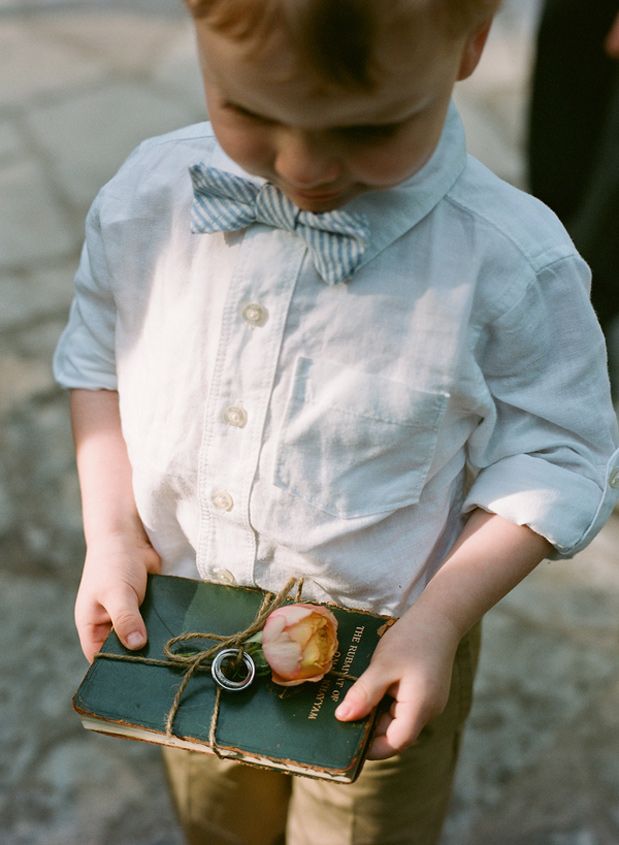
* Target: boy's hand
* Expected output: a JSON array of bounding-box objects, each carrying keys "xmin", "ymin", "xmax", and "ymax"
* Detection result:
[
  {"xmin": 69, "ymin": 389, "xmax": 162, "ymax": 663},
  {"xmin": 605, "ymin": 12, "xmax": 619, "ymax": 59},
  {"xmin": 74, "ymin": 531, "xmax": 161, "ymax": 663},
  {"xmin": 335, "ymin": 512, "xmax": 552, "ymax": 759},
  {"xmin": 335, "ymin": 607, "xmax": 460, "ymax": 759}
]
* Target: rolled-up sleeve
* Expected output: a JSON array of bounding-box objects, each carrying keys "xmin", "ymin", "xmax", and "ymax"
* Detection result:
[
  {"xmin": 463, "ymin": 254, "xmax": 619, "ymax": 558},
  {"xmin": 53, "ymin": 192, "xmax": 118, "ymax": 390}
]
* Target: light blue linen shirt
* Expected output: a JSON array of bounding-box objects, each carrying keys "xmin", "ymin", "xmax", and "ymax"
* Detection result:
[{"xmin": 54, "ymin": 106, "xmax": 619, "ymax": 617}]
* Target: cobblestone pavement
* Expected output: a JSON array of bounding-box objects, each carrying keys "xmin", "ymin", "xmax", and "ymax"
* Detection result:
[{"xmin": 1, "ymin": 2, "xmax": 618, "ymax": 844}]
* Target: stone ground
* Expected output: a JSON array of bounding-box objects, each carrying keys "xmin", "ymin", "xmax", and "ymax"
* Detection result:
[{"xmin": 1, "ymin": 1, "xmax": 618, "ymax": 843}]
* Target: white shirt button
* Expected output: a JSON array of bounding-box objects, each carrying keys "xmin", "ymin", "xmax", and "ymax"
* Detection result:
[
  {"xmin": 212, "ymin": 490, "xmax": 234, "ymax": 511},
  {"xmin": 211, "ymin": 567, "xmax": 237, "ymax": 585},
  {"xmin": 609, "ymin": 469, "xmax": 619, "ymax": 489},
  {"xmin": 241, "ymin": 302, "xmax": 269, "ymax": 327},
  {"xmin": 223, "ymin": 405, "xmax": 248, "ymax": 428}
]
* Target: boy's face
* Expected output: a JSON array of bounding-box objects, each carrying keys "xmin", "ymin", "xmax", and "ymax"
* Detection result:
[{"xmin": 195, "ymin": 13, "xmax": 489, "ymax": 212}]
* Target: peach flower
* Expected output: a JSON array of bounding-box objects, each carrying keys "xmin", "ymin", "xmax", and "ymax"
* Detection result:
[{"xmin": 261, "ymin": 604, "xmax": 338, "ymax": 686}]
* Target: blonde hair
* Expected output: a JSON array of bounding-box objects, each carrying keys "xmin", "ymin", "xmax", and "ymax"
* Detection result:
[{"xmin": 185, "ymin": 0, "xmax": 499, "ymax": 87}]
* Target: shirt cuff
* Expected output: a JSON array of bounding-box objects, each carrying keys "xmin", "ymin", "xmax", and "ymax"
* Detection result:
[
  {"xmin": 462, "ymin": 450, "xmax": 619, "ymax": 558},
  {"xmin": 53, "ymin": 326, "xmax": 118, "ymax": 391}
]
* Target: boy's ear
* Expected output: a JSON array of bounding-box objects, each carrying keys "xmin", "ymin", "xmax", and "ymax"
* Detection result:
[{"xmin": 456, "ymin": 19, "xmax": 493, "ymax": 81}]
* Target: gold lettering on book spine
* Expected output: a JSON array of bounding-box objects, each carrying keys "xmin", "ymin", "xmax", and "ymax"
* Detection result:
[
  {"xmin": 309, "ymin": 625, "xmax": 367, "ymax": 715},
  {"xmin": 307, "ymin": 678, "xmax": 331, "ymax": 720}
]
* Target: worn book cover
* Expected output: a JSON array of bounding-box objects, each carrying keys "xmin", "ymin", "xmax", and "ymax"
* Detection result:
[{"xmin": 73, "ymin": 574, "xmax": 393, "ymax": 782}]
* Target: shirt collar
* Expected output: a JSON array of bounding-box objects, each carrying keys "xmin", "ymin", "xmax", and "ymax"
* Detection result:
[
  {"xmin": 206, "ymin": 101, "xmax": 466, "ymax": 274},
  {"xmin": 347, "ymin": 101, "xmax": 467, "ymax": 270}
]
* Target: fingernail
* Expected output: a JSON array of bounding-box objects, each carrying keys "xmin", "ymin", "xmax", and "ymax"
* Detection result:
[
  {"xmin": 335, "ymin": 703, "xmax": 351, "ymax": 719},
  {"xmin": 127, "ymin": 631, "xmax": 145, "ymax": 648}
]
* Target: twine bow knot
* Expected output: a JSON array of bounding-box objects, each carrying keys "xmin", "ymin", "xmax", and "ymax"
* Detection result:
[
  {"xmin": 95, "ymin": 577, "xmax": 303, "ymax": 748},
  {"xmin": 92, "ymin": 576, "xmax": 362, "ymax": 758},
  {"xmin": 160, "ymin": 577, "xmax": 302, "ymax": 736}
]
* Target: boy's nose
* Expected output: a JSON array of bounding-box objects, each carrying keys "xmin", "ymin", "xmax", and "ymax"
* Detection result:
[{"xmin": 273, "ymin": 129, "xmax": 342, "ymax": 189}]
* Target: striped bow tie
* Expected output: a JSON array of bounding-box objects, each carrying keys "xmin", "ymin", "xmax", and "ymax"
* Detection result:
[{"xmin": 189, "ymin": 163, "xmax": 369, "ymax": 285}]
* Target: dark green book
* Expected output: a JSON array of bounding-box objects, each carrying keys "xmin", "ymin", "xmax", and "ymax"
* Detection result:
[{"xmin": 73, "ymin": 574, "xmax": 393, "ymax": 783}]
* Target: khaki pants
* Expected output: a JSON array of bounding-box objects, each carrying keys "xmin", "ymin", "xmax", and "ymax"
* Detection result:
[{"xmin": 163, "ymin": 623, "xmax": 481, "ymax": 845}]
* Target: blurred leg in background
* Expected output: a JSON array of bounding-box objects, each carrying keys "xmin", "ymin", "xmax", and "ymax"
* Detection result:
[{"xmin": 528, "ymin": 0, "xmax": 619, "ymax": 400}]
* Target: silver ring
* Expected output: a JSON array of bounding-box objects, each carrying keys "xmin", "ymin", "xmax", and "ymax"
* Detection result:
[{"xmin": 211, "ymin": 648, "xmax": 256, "ymax": 692}]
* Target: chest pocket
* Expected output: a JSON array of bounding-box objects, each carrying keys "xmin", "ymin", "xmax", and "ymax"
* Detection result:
[{"xmin": 273, "ymin": 357, "xmax": 449, "ymax": 518}]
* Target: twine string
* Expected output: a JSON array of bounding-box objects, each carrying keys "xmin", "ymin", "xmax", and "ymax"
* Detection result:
[
  {"xmin": 93, "ymin": 575, "xmax": 359, "ymax": 754},
  {"xmin": 95, "ymin": 577, "xmax": 297, "ymax": 740},
  {"xmin": 209, "ymin": 688, "xmax": 223, "ymax": 756}
]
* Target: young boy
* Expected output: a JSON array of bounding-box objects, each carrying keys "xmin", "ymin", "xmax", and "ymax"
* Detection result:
[{"xmin": 54, "ymin": 0, "xmax": 619, "ymax": 842}]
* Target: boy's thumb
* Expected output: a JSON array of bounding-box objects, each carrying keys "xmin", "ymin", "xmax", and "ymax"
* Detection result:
[
  {"xmin": 106, "ymin": 585, "xmax": 147, "ymax": 650},
  {"xmin": 335, "ymin": 666, "xmax": 388, "ymax": 721}
]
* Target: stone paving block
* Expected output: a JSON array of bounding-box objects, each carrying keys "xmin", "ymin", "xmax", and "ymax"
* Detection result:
[
  {"xmin": 25, "ymin": 81, "xmax": 204, "ymax": 210},
  {"xmin": 566, "ymin": 514, "xmax": 619, "ymax": 592},
  {"xmin": 455, "ymin": 86, "xmax": 526, "ymax": 187},
  {"xmin": 0, "ymin": 571, "xmax": 182, "ymax": 845},
  {"xmin": 0, "ymin": 158, "xmax": 76, "ymax": 268},
  {"xmin": 0, "ymin": 475, "xmax": 14, "ymax": 534},
  {"xmin": 4, "ymin": 312, "xmax": 72, "ymax": 362},
  {"xmin": 0, "ymin": 574, "xmax": 83, "ymax": 802},
  {"xmin": 1, "ymin": 390, "xmax": 84, "ymax": 570},
  {"xmin": 499, "ymin": 556, "xmax": 619, "ymax": 648},
  {"xmin": 30, "ymin": 739, "xmax": 182, "ymax": 845},
  {"xmin": 442, "ymin": 543, "xmax": 619, "ymax": 844},
  {"xmin": 0, "ymin": 0, "xmax": 181, "ymax": 7},
  {"xmin": 1, "ymin": 272, "xmax": 28, "ymax": 327},
  {"xmin": 150, "ymin": 18, "xmax": 208, "ymax": 119},
  {"xmin": 445, "ymin": 610, "xmax": 618, "ymax": 826},
  {"xmin": 0, "ymin": 352, "xmax": 54, "ymax": 414},
  {"xmin": 30, "ymin": 9, "xmax": 187, "ymax": 75},
  {"xmin": 2, "ymin": 2, "xmax": 616, "ymax": 844},
  {"xmin": 0, "ymin": 117, "xmax": 23, "ymax": 161},
  {"xmin": 0, "ymin": 260, "xmax": 75, "ymax": 330},
  {"xmin": 0, "ymin": 310, "xmax": 73, "ymax": 419},
  {"xmin": 476, "ymin": 21, "xmax": 537, "ymax": 92},
  {"xmin": 461, "ymin": 675, "xmax": 619, "ymax": 845},
  {"xmin": 454, "ymin": 4, "xmax": 538, "ymax": 188},
  {"xmin": 484, "ymin": 86, "xmax": 527, "ymax": 148},
  {"xmin": 0, "ymin": 18, "xmax": 106, "ymax": 107}
]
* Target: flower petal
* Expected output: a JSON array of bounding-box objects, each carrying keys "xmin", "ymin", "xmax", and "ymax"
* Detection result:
[
  {"xmin": 266, "ymin": 605, "xmax": 313, "ymax": 629},
  {"xmin": 261, "ymin": 602, "xmax": 339, "ymax": 684},
  {"xmin": 262, "ymin": 635, "xmax": 302, "ymax": 676},
  {"xmin": 270, "ymin": 670, "xmax": 327, "ymax": 687}
]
